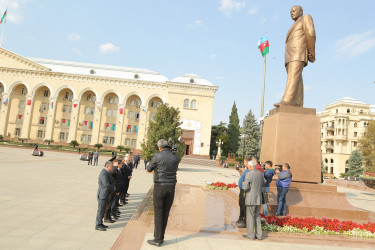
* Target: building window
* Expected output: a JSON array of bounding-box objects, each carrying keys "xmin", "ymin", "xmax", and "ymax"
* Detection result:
[
  {"xmin": 135, "ymin": 112, "xmax": 140, "ymax": 120},
  {"xmin": 39, "ymin": 117, "xmax": 46, "ymax": 125},
  {"xmin": 359, "ymin": 110, "xmax": 363, "ymax": 114},
  {"xmin": 59, "ymin": 132, "xmax": 65, "ymax": 140},
  {"xmin": 83, "ymin": 121, "xmax": 93, "ymax": 129},
  {"xmin": 81, "ymin": 134, "xmax": 86, "ymax": 143},
  {"xmin": 103, "ymin": 136, "xmax": 108, "ymax": 144},
  {"xmin": 37, "ymin": 130, "xmax": 44, "ymax": 138},
  {"xmin": 330, "ymin": 159, "xmax": 334, "ymax": 163},
  {"xmin": 66, "ymin": 133, "xmax": 69, "ymax": 141},
  {"xmin": 347, "ymin": 108, "xmax": 350, "ymax": 113},
  {"xmin": 135, "ymin": 99, "xmax": 141, "ymax": 107},
  {"xmin": 125, "ymin": 138, "xmax": 130, "ymax": 146},
  {"xmin": 86, "ymin": 94, "xmax": 92, "ymax": 101},
  {"xmin": 16, "ymin": 114, "xmax": 23, "ymax": 123},
  {"xmin": 126, "ymin": 125, "xmax": 131, "ymax": 132},
  {"xmin": 150, "ymin": 101, "xmax": 156, "ymax": 108},
  {"xmin": 21, "ymin": 88, "xmax": 26, "ymax": 95},
  {"xmin": 354, "ymin": 122, "xmax": 357, "ymax": 128},
  {"xmin": 330, "ymin": 167, "xmax": 334, "ymax": 174},
  {"xmin": 15, "ymin": 128, "xmax": 21, "ymax": 136},
  {"xmin": 127, "ymin": 111, "xmax": 134, "ymax": 119},
  {"xmin": 191, "ymin": 100, "xmax": 197, "ymax": 109},
  {"xmin": 353, "ymin": 141, "xmax": 357, "ymax": 147},
  {"xmin": 63, "ymin": 105, "xmax": 72, "ymax": 113},
  {"xmin": 336, "ymin": 109, "xmax": 338, "ymax": 113},
  {"xmin": 130, "ymin": 99, "xmax": 135, "ymax": 105},
  {"xmin": 150, "ymin": 113, "xmax": 156, "ymax": 121},
  {"xmin": 18, "ymin": 101, "xmax": 25, "ymax": 109},
  {"xmin": 109, "ymin": 137, "xmax": 115, "ymax": 145},
  {"xmin": 108, "ymin": 96, "xmax": 114, "ymax": 104},
  {"xmin": 40, "ymin": 103, "xmax": 47, "ymax": 112},
  {"xmin": 106, "ymin": 109, "xmax": 112, "ymax": 117},
  {"xmin": 87, "ymin": 135, "xmax": 92, "ymax": 143},
  {"xmin": 131, "ymin": 139, "xmax": 137, "ymax": 147},
  {"xmin": 354, "ymin": 132, "xmax": 357, "ymax": 137},
  {"xmin": 43, "ymin": 90, "xmax": 49, "ymax": 97},
  {"xmin": 184, "ymin": 99, "xmax": 189, "ymax": 108},
  {"xmin": 114, "ymin": 97, "xmax": 119, "ymax": 104},
  {"xmin": 84, "ymin": 107, "xmax": 95, "ymax": 115}
]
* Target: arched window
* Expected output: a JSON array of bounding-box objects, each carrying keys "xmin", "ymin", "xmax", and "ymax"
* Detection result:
[
  {"xmin": 184, "ymin": 99, "xmax": 189, "ymax": 108},
  {"xmin": 325, "ymin": 158, "xmax": 328, "ymax": 163},
  {"xmin": 347, "ymin": 108, "xmax": 350, "ymax": 113},
  {"xmin": 330, "ymin": 159, "xmax": 334, "ymax": 163},
  {"xmin": 190, "ymin": 100, "xmax": 197, "ymax": 109},
  {"xmin": 354, "ymin": 122, "xmax": 357, "ymax": 128}
]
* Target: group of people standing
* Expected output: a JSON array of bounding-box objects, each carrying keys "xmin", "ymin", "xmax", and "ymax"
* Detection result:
[
  {"xmin": 87, "ymin": 150, "xmax": 99, "ymax": 166},
  {"xmin": 95, "ymin": 154, "xmax": 134, "ymax": 231},
  {"xmin": 237, "ymin": 156, "xmax": 292, "ymax": 240}
]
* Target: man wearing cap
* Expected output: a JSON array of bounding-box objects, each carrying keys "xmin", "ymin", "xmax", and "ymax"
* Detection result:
[{"xmin": 146, "ymin": 139, "xmax": 179, "ymax": 247}]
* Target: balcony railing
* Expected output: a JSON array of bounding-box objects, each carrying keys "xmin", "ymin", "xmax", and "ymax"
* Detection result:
[
  {"xmin": 325, "ymin": 125, "xmax": 334, "ymax": 131},
  {"xmin": 325, "ymin": 144, "xmax": 334, "ymax": 149},
  {"xmin": 335, "ymin": 134, "xmax": 348, "ymax": 141}
]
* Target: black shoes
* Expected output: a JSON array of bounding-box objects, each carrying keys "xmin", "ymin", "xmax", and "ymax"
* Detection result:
[
  {"xmin": 95, "ymin": 225, "xmax": 106, "ymax": 231},
  {"xmin": 100, "ymin": 224, "xmax": 108, "ymax": 228},
  {"xmin": 147, "ymin": 240, "xmax": 162, "ymax": 247},
  {"xmin": 237, "ymin": 223, "xmax": 246, "ymax": 228},
  {"xmin": 104, "ymin": 218, "xmax": 116, "ymax": 223},
  {"xmin": 242, "ymin": 235, "xmax": 255, "ymax": 240},
  {"xmin": 236, "ymin": 218, "xmax": 244, "ymax": 224}
]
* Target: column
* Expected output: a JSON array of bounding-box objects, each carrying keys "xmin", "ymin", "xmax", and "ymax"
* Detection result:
[
  {"xmin": 136, "ymin": 106, "xmax": 147, "ymax": 149},
  {"xmin": 68, "ymin": 99, "xmax": 80, "ymax": 142},
  {"xmin": 44, "ymin": 98, "xmax": 57, "ymax": 140},
  {"xmin": 20, "ymin": 95, "xmax": 33, "ymax": 138},
  {"xmin": 91, "ymin": 101, "xmax": 102, "ymax": 145},
  {"xmin": 0, "ymin": 93, "xmax": 10, "ymax": 136},
  {"xmin": 114, "ymin": 104, "xmax": 125, "ymax": 146}
]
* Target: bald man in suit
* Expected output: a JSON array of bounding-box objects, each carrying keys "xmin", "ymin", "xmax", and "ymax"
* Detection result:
[{"xmin": 275, "ymin": 5, "xmax": 316, "ymax": 107}]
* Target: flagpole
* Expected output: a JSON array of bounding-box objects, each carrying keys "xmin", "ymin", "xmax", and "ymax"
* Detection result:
[
  {"xmin": 259, "ymin": 53, "xmax": 267, "ymax": 149},
  {"xmin": 0, "ymin": 11, "xmax": 6, "ymax": 48}
]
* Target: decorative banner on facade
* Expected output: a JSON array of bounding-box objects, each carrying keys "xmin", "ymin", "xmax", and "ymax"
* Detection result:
[
  {"xmin": 18, "ymin": 115, "xmax": 22, "ymax": 119},
  {"xmin": 62, "ymin": 119, "xmax": 66, "ymax": 124},
  {"xmin": 142, "ymin": 108, "xmax": 147, "ymax": 112},
  {"xmin": 73, "ymin": 104, "xmax": 78, "ymax": 108},
  {"xmin": 84, "ymin": 121, "xmax": 88, "ymax": 125},
  {"xmin": 89, "ymin": 122, "xmax": 93, "ymax": 129},
  {"xmin": 119, "ymin": 108, "xmax": 123, "ymax": 114},
  {"xmin": 27, "ymin": 100, "xmax": 31, "ymax": 105},
  {"xmin": 3, "ymin": 97, "xmax": 8, "ymax": 104},
  {"xmin": 105, "ymin": 123, "xmax": 109, "ymax": 127},
  {"xmin": 98, "ymin": 105, "xmax": 101, "ymax": 112},
  {"xmin": 40, "ymin": 117, "xmax": 44, "ymax": 122},
  {"xmin": 50, "ymin": 102, "xmax": 54, "ymax": 109}
]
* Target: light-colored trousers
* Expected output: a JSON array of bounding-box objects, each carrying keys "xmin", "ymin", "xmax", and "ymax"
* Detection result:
[
  {"xmin": 246, "ymin": 205, "xmax": 262, "ymax": 239},
  {"xmin": 281, "ymin": 61, "xmax": 305, "ymax": 107}
]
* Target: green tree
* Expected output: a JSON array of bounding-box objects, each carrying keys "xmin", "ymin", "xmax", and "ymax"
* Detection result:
[
  {"xmin": 227, "ymin": 102, "xmax": 240, "ymax": 156},
  {"xmin": 359, "ymin": 121, "xmax": 375, "ymax": 173},
  {"xmin": 348, "ymin": 150, "xmax": 364, "ymax": 177},
  {"xmin": 124, "ymin": 147, "xmax": 131, "ymax": 153},
  {"xmin": 94, "ymin": 143, "xmax": 103, "ymax": 149},
  {"xmin": 0, "ymin": 134, "xmax": 3, "ymax": 141},
  {"xmin": 117, "ymin": 145, "xmax": 125, "ymax": 152},
  {"xmin": 69, "ymin": 140, "xmax": 79, "ymax": 148},
  {"xmin": 209, "ymin": 122, "xmax": 228, "ymax": 157},
  {"xmin": 18, "ymin": 137, "xmax": 27, "ymax": 143},
  {"xmin": 237, "ymin": 109, "xmax": 261, "ymax": 158},
  {"xmin": 44, "ymin": 139, "xmax": 54, "ymax": 146},
  {"xmin": 141, "ymin": 103, "xmax": 184, "ymax": 161}
]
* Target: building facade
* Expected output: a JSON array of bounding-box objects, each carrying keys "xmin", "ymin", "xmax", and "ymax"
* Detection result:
[
  {"xmin": 317, "ymin": 97, "xmax": 375, "ymax": 177},
  {"xmin": 0, "ymin": 48, "xmax": 218, "ymax": 156}
]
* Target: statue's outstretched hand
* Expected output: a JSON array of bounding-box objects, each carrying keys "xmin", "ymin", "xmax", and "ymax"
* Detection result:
[{"xmin": 308, "ymin": 53, "xmax": 315, "ymax": 63}]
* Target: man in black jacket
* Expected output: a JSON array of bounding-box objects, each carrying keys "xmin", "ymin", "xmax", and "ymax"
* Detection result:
[
  {"xmin": 95, "ymin": 161, "xmax": 115, "ymax": 231},
  {"xmin": 146, "ymin": 139, "xmax": 179, "ymax": 247}
]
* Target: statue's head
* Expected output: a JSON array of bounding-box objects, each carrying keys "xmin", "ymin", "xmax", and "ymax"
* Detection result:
[{"xmin": 290, "ymin": 5, "xmax": 303, "ymax": 20}]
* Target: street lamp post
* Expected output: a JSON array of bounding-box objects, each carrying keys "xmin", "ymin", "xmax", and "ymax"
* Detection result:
[{"xmin": 216, "ymin": 139, "xmax": 222, "ymax": 159}]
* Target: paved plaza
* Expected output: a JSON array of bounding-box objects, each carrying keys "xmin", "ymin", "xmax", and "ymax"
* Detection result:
[{"xmin": 0, "ymin": 146, "xmax": 374, "ymax": 250}]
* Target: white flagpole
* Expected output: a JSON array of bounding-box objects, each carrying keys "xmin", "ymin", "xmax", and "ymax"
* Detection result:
[{"xmin": 0, "ymin": 10, "xmax": 7, "ymax": 48}]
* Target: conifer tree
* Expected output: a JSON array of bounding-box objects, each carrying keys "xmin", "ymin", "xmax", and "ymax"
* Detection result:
[
  {"xmin": 227, "ymin": 102, "xmax": 240, "ymax": 156},
  {"xmin": 348, "ymin": 149, "xmax": 363, "ymax": 177},
  {"xmin": 141, "ymin": 104, "xmax": 184, "ymax": 161},
  {"xmin": 237, "ymin": 109, "xmax": 261, "ymax": 158}
]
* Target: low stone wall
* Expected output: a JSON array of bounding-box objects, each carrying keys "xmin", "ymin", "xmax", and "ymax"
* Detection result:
[{"xmin": 324, "ymin": 179, "xmax": 375, "ymax": 193}]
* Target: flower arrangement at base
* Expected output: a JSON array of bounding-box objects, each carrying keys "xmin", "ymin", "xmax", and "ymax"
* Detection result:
[
  {"xmin": 360, "ymin": 172, "xmax": 375, "ymax": 189},
  {"xmin": 260, "ymin": 214, "xmax": 375, "ymax": 238},
  {"xmin": 205, "ymin": 182, "xmax": 238, "ymax": 190}
]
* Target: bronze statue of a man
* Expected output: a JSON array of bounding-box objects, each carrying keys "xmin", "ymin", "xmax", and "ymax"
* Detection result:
[{"xmin": 275, "ymin": 5, "xmax": 316, "ymax": 107}]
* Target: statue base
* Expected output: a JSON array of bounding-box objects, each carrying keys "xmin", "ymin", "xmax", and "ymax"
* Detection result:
[{"xmin": 260, "ymin": 105, "xmax": 321, "ymax": 183}]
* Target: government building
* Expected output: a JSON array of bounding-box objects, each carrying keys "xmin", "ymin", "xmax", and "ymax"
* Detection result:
[
  {"xmin": 0, "ymin": 47, "xmax": 218, "ymax": 156},
  {"xmin": 318, "ymin": 97, "xmax": 375, "ymax": 177}
]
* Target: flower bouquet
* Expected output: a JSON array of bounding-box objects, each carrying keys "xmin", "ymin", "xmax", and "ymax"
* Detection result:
[{"xmin": 206, "ymin": 181, "xmax": 238, "ymax": 190}]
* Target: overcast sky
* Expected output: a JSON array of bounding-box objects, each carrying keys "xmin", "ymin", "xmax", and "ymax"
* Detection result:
[{"xmin": 1, "ymin": 0, "xmax": 374, "ymax": 125}]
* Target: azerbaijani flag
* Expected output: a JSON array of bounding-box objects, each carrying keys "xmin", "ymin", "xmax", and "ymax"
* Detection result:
[
  {"xmin": 0, "ymin": 9, "xmax": 7, "ymax": 24},
  {"xmin": 258, "ymin": 37, "xmax": 269, "ymax": 57}
]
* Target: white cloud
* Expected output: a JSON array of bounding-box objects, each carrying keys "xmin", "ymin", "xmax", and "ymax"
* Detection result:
[
  {"xmin": 248, "ymin": 7, "xmax": 258, "ymax": 15},
  {"xmin": 67, "ymin": 33, "xmax": 80, "ymax": 42},
  {"xmin": 0, "ymin": 0, "xmax": 32, "ymax": 24},
  {"xmin": 210, "ymin": 53, "xmax": 217, "ymax": 59},
  {"xmin": 195, "ymin": 20, "xmax": 203, "ymax": 26},
  {"xmin": 72, "ymin": 48, "xmax": 82, "ymax": 56},
  {"xmin": 99, "ymin": 43, "xmax": 120, "ymax": 54},
  {"xmin": 219, "ymin": 0, "xmax": 246, "ymax": 17},
  {"xmin": 334, "ymin": 30, "xmax": 375, "ymax": 59}
]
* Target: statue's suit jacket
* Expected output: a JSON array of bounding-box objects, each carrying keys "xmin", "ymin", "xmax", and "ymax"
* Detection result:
[
  {"xmin": 97, "ymin": 168, "xmax": 114, "ymax": 200},
  {"xmin": 242, "ymin": 169, "xmax": 264, "ymax": 206},
  {"xmin": 285, "ymin": 14, "xmax": 316, "ymax": 66}
]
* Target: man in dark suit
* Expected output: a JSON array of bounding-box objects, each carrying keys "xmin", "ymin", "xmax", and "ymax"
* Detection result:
[
  {"xmin": 95, "ymin": 161, "xmax": 115, "ymax": 231},
  {"xmin": 88, "ymin": 151, "xmax": 93, "ymax": 165},
  {"xmin": 275, "ymin": 5, "xmax": 316, "ymax": 107},
  {"xmin": 146, "ymin": 139, "xmax": 179, "ymax": 247}
]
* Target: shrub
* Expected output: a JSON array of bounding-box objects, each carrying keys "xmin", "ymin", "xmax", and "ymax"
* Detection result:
[{"xmin": 94, "ymin": 143, "xmax": 103, "ymax": 149}]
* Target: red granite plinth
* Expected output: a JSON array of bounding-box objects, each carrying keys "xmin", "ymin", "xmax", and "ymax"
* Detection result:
[
  {"xmin": 262, "ymin": 182, "xmax": 371, "ymax": 222},
  {"xmin": 260, "ymin": 105, "xmax": 321, "ymax": 183}
]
